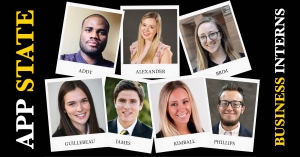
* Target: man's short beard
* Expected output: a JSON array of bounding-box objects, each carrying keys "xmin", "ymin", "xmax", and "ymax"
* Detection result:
[
  {"xmin": 79, "ymin": 39, "xmax": 106, "ymax": 58},
  {"xmin": 220, "ymin": 115, "xmax": 240, "ymax": 126}
]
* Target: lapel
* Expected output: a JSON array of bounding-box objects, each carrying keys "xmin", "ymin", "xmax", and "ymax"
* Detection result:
[
  {"xmin": 110, "ymin": 118, "xmax": 118, "ymax": 134},
  {"xmin": 238, "ymin": 123, "xmax": 245, "ymax": 136},
  {"xmin": 132, "ymin": 119, "xmax": 144, "ymax": 137}
]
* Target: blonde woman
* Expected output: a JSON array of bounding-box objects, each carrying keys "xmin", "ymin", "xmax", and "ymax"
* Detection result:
[
  {"xmin": 130, "ymin": 12, "xmax": 173, "ymax": 64},
  {"xmin": 194, "ymin": 16, "xmax": 244, "ymax": 72},
  {"xmin": 156, "ymin": 81, "xmax": 204, "ymax": 138}
]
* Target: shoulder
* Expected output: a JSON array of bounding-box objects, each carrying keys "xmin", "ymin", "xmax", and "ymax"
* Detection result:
[
  {"xmin": 239, "ymin": 52, "xmax": 245, "ymax": 58},
  {"xmin": 212, "ymin": 122, "xmax": 219, "ymax": 134},
  {"xmin": 240, "ymin": 124, "xmax": 252, "ymax": 137},
  {"xmin": 129, "ymin": 41, "xmax": 138, "ymax": 55},
  {"xmin": 157, "ymin": 42, "xmax": 172, "ymax": 57},
  {"xmin": 60, "ymin": 53, "xmax": 77, "ymax": 61},
  {"xmin": 99, "ymin": 127, "xmax": 105, "ymax": 133},
  {"xmin": 107, "ymin": 119, "xmax": 115, "ymax": 125},
  {"xmin": 140, "ymin": 121, "xmax": 153, "ymax": 132},
  {"xmin": 156, "ymin": 130, "xmax": 164, "ymax": 138},
  {"xmin": 52, "ymin": 127, "xmax": 65, "ymax": 137},
  {"xmin": 100, "ymin": 58, "xmax": 114, "ymax": 68}
]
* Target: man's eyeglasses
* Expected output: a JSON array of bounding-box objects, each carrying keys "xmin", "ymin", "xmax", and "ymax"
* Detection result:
[
  {"xmin": 219, "ymin": 100, "xmax": 243, "ymax": 108},
  {"xmin": 198, "ymin": 31, "xmax": 220, "ymax": 43}
]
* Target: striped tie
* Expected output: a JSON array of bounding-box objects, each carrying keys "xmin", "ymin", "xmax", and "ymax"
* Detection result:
[
  {"xmin": 224, "ymin": 131, "xmax": 232, "ymax": 136},
  {"xmin": 120, "ymin": 129, "xmax": 129, "ymax": 135}
]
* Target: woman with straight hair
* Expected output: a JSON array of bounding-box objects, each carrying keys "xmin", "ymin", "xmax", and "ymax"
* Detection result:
[
  {"xmin": 130, "ymin": 12, "xmax": 173, "ymax": 64},
  {"xmin": 156, "ymin": 81, "xmax": 204, "ymax": 138},
  {"xmin": 52, "ymin": 80, "xmax": 104, "ymax": 137},
  {"xmin": 194, "ymin": 16, "xmax": 244, "ymax": 72}
]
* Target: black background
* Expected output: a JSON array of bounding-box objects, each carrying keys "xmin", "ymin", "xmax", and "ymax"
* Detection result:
[{"xmin": 14, "ymin": 0, "xmax": 289, "ymax": 156}]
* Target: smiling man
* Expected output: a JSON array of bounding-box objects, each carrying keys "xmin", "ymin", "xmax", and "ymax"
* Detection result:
[
  {"xmin": 60, "ymin": 14, "xmax": 114, "ymax": 68},
  {"xmin": 107, "ymin": 80, "xmax": 152, "ymax": 139},
  {"xmin": 212, "ymin": 83, "xmax": 252, "ymax": 137}
]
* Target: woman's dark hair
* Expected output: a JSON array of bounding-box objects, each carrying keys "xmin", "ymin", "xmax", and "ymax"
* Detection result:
[{"xmin": 56, "ymin": 80, "xmax": 102, "ymax": 136}]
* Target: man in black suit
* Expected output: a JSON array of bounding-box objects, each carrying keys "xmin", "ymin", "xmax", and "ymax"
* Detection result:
[
  {"xmin": 107, "ymin": 80, "xmax": 152, "ymax": 139},
  {"xmin": 212, "ymin": 83, "xmax": 252, "ymax": 137}
]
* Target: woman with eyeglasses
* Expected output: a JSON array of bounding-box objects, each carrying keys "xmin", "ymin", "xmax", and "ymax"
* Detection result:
[{"xmin": 194, "ymin": 16, "xmax": 244, "ymax": 72}]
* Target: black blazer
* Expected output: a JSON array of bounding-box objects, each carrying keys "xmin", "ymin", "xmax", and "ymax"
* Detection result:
[
  {"xmin": 108, "ymin": 118, "xmax": 153, "ymax": 139},
  {"xmin": 212, "ymin": 121, "xmax": 252, "ymax": 137},
  {"xmin": 52, "ymin": 127, "xmax": 105, "ymax": 137}
]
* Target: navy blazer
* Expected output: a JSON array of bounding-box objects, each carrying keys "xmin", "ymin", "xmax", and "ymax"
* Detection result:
[
  {"xmin": 212, "ymin": 121, "xmax": 252, "ymax": 137},
  {"xmin": 108, "ymin": 118, "xmax": 153, "ymax": 139}
]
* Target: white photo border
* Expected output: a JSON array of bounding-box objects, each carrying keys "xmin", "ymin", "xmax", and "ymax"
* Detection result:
[
  {"xmin": 148, "ymin": 75, "xmax": 214, "ymax": 153},
  {"xmin": 179, "ymin": 1, "xmax": 251, "ymax": 77},
  {"xmin": 55, "ymin": 2, "xmax": 124, "ymax": 77},
  {"xmin": 120, "ymin": 5, "xmax": 180, "ymax": 79},
  {"xmin": 203, "ymin": 75, "xmax": 259, "ymax": 152},
  {"xmin": 45, "ymin": 75, "xmax": 109, "ymax": 152},
  {"xmin": 103, "ymin": 74, "xmax": 153, "ymax": 154}
]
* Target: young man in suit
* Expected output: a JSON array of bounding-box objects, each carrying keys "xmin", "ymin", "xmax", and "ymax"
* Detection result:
[
  {"xmin": 212, "ymin": 83, "xmax": 252, "ymax": 137},
  {"xmin": 107, "ymin": 80, "xmax": 152, "ymax": 139}
]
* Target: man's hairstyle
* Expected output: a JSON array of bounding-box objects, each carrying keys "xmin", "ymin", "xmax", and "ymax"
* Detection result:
[
  {"xmin": 113, "ymin": 80, "xmax": 145, "ymax": 103},
  {"xmin": 218, "ymin": 82, "xmax": 245, "ymax": 104},
  {"xmin": 81, "ymin": 14, "xmax": 110, "ymax": 32}
]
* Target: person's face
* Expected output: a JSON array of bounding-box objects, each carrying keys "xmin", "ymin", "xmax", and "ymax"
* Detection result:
[
  {"xmin": 140, "ymin": 18, "xmax": 157, "ymax": 41},
  {"xmin": 64, "ymin": 87, "xmax": 91, "ymax": 129},
  {"xmin": 80, "ymin": 16, "xmax": 108, "ymax": 57},
  {"xmin": 217, "ymin": 90, "xmax": 245, "ymax": 126},
  {"xmin": 114, "ymin": 90, "xmax": 143, "ymax": 126},
  {"xmin": 197, "ymin": 22, "xmax": 222, "ymax": 54},
  {"xmin": 167, "ymin": 88, "xmax": 192, "ymax": 126}
]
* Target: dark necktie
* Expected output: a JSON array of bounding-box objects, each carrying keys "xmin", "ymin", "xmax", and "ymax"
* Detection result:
[{"xmin": 120, "ymin": 129, "xmax": 129, "ymax": 135}]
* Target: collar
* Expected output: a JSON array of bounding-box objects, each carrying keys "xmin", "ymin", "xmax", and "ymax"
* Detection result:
[
  {"xmin": 75, "ymin": 51, "xmax": 104, "ymax": 65},
  {"xmin": 207, "ymin": 54, "xmax": 230, "ymax": 68},
  {"xmin": 116, "ymin": 117, "xmax": 137, "ymax": 136},
  {"xmin": 218, "ymin": 121, "xmax": 240, "ymax": 136}
]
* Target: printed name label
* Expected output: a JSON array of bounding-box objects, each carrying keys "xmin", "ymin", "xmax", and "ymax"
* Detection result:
[
  {"xmin": 214, "ymin": 140, "xmax": 235, "ymax": 146},
  {"xmin": 174, "ymin": 139, "xmax": 195, "ymax": 146},
  {"xmin": 136, "ymin": 69, "xmax": 165, "ymax": 74},
  {"xmin": 79, "ymin": 69, "xmax": 92, "ymax": 74},
  {"xmin": 116, "ymin": 139, "xmax": 131, "ymax": 145},
  {"xmin": 216, "ymin": 69, "xmax": 228, "ymax": 76}
]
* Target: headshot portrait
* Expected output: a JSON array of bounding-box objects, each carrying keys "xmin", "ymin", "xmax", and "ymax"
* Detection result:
[
  {"xmin": 207, "ymin": 78, "xmax": 257, "ymax": 137},
  {"xmin": 149, "ymin": 76, "xmax": 212, "ymax": 153},
  {"xmin": 179, "ymin": 1, "xmax": 250, "ymax": 76},
  {"xmin": 56, "ymin": 2, "xmax": 123, "ymax": 76},
  {"xmin": 105, "ymin": 77, "xmax": 153, "ymax": 139},
  {"xmin": 45, "ymin": 77, "xmax": 108, "ymax": 152},
  {"xmin": 120, "ymin": 6, "xmax": 180, "ymax": 78}
]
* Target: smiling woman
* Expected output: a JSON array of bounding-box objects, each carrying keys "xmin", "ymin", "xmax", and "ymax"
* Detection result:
[
  {"xmin": 52, "ymin": 80, "xmax": 104, "ymax": 137},
  {"xmin": 194, "ymin": 16, "xmax": 244, "ymax": 72},
  {"xmin": 156, "ymin": 81, "xmax": 204, "ymax": 138},
  {"xmin": 130, "ymin": 12, "xmax": 173, "ymax": 64}
]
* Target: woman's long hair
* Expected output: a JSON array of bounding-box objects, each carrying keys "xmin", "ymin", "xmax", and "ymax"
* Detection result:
[
  {"xmin": 130, "ymin": 12, "xmax": 162, "ymax": 64},
  {"xmin": 56, "ymin": 80, "xmax": 102, "ymax": 136},
  {"xmin": 158, "ymin": 81, "xmax": 203, "ymax": 137},
  {"xmin": 194, "ymin": 16, "xmax": 241, "ymax": 71}
]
